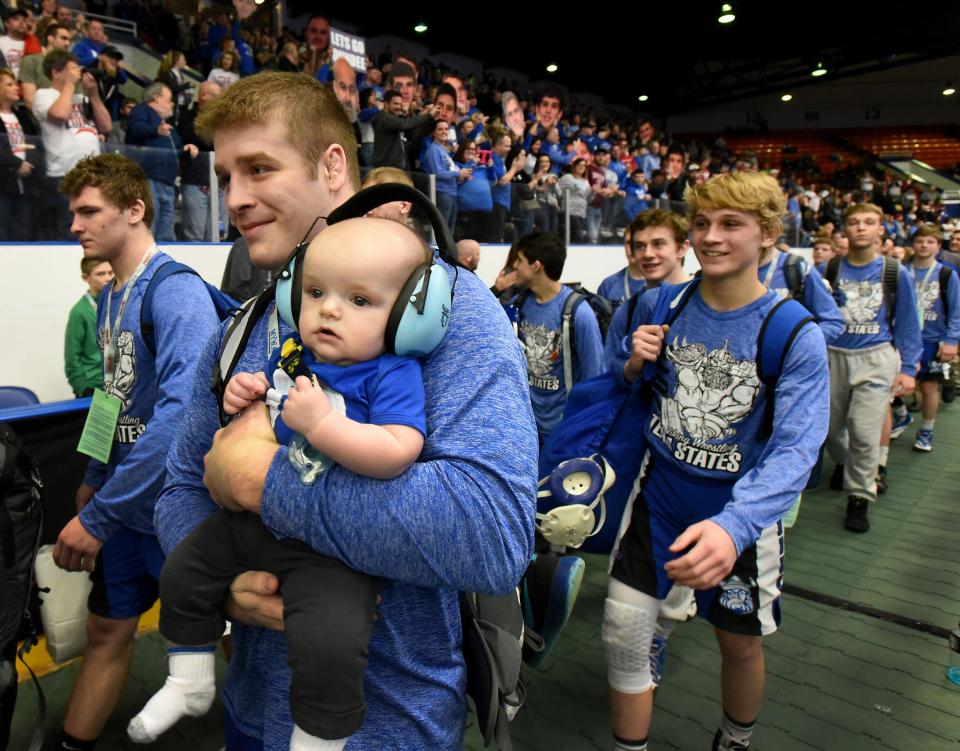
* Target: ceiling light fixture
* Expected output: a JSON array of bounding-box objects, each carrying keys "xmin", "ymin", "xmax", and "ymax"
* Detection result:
[
  {"xmin": 546, "ymin": 63, "xmax": 558, "ymax": 73},
  {"xmin": 781, "ymin": 94, "xmax": 793, "ymax": 102},
  {"xmin": 943, "ymin": 84, "xmax": 956, "ymax": 96},
  {"xmin": 638, "ymin": 94, "xmax": 649, "ymax": 102},
  {"xmin": 414, "ymin": 23, "xmax": 427, "ymax": 33},
  {"xmin": 718, "ymin": 4, "xmax": 735, "ymax": 23},
  {"xmin": 811, "ymin": 62, "xmax": 827, "ymax": 77}
]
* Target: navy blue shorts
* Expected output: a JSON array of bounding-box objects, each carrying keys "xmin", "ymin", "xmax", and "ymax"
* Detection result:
[
  {"xmin": 88, "ymin": 527, "xmax": 164, "ymax": 620},
  {"xmin": 611, "ymin": 453, "xmax": 784, "ymax": 636},
  {"xmin": 918, "ymin": 340, "xmax": 944, "ymax": 381}
]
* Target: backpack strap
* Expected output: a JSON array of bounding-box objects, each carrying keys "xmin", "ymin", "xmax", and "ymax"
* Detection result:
[
  {"xmin": 939, "ymin": 265, "xmax": 952, "ymax": 323},
  {"xmin": 783, "ymin": 253, "xmax": 805, "ymax": 302},
  {"xmin": 756, "ymin": 298, "xmax": 816, "ymax": 440},
  {"xmin": 824, "ymin": 255, "xmax": 841, "ymax": 290},
  {"xmin": 140, "ymin": 261, "xmax": 197, "ymax": 357},
  {"xmin": 881, "ymin": 255, "xmax": 899, "ymax": 330},
  {"xmin": 561, "ymin": 291, "xmax": 585, "ymax": 396},
  {"xmin": 211, "ymin": 284, "xmax": 277, "ymax": 427}
]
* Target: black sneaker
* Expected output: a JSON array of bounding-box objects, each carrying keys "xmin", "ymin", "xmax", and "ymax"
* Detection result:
[
  {"xmin": 943, "ymin": 381, "xmax": 957, "ymax": 403},
  {"xmin": 876, "ymin": 465, "xmax": 887, "ymax": 495},
  {"xmin": 829, "ymin": 464, "xmax": 844, "ymax": 491},
  {"xmin": 845, "ymin": 496, "xmax": 870, "ymax": 533}
]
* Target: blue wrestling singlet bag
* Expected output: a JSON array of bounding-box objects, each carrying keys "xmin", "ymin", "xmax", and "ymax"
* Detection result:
[
  {"xmin": 536, "ymin": 280, "xmax": 701, "ymax": 554},
  {"xmin": 536, "ymin": 280, "xmax": 816, "ymax": 554}
]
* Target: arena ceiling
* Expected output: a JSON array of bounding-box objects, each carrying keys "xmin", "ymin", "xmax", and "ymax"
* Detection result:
[{"xmin": 308, "ymin": 0, "xmax": 960, "ymax": 115}]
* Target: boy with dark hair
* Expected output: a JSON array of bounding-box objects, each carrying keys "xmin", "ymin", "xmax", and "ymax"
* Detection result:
[
  {"xmin": 64, "ymin": 256, "xmax": 113, "ymax": 397},
  {"xmin": 510, "ymin": 232, "xmax": 604, "ymax": 443},
  {"xmin": 825, "ymin": 203, "xmax": 922, "ymax": 532},
  {"xmin": 603, "ymin": 171, "xmax": 829, "ymax": 751},
  {"xmin": 902, "ymin": 224, "xmax": 960, "ymax": 451}
]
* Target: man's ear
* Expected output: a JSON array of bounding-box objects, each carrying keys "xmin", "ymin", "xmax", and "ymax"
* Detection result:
[
  {"xmin": 127, "ymin": 198, "xmax": 146, "ymax": 225},
  {"xmin": 399, "ymin": 200, "xmax": 412, "ymax": 217},
  {"xmin": 320, "ymin": 143, "xmax": 349, "ymax": 194}
]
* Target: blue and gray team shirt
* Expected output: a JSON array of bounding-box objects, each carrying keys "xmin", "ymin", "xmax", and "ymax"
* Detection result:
[
  {"xmin": 631, "ymin": 287, "xmax": 829, "ymax": 555},
  {"xmin": 829, "ymin": 256, "xmax": 922, "ymax": 375},
  {"xmin": 81, "ymin": 252, "xmax": 219, "ymax": 543}
]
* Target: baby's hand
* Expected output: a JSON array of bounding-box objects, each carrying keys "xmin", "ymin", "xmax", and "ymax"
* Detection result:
[
  {"xmin": 224, "ymin": 371, "xmax": 269, "ymax": 414},
  {"xmin": 281, "ymin": 376, "xmax": 332, "ymax": 439}
]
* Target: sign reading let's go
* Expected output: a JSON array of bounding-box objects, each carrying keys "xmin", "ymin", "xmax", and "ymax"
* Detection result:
[{"xmin": 331, "ymin": 29, "xmax": 366, "ymax": 72}]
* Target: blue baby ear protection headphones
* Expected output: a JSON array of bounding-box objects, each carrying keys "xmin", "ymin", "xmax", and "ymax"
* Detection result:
[{"xmin": 274, "ymin": 183, "xmax": 458, "ymax": 358}]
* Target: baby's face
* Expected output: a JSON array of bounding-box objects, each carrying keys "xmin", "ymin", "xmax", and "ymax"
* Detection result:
[{"xmin": 297, "ymin": 218, "xmax": 425, "ymax": 365}]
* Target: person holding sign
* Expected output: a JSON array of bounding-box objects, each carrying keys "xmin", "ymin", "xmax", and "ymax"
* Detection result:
[{"xmin": 51, "ymin": 153, "xmax": 219, "ymax": 751}]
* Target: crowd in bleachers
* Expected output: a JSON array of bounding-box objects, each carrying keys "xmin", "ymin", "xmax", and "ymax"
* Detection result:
[{"xmin": 2, "ymin": 5, "xmax": 959, "ymax": 247}]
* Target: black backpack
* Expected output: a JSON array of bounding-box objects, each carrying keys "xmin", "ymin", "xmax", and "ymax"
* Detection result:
[
  {"xmin": 0, "ymin": 423, "xmax": 45, "ymax": 751},
  {"xmin": 0, "ymin": 423, "xmax": 42, "ymax": 651},
  {"xmin": 562, "ymin": 284, "xmax": 614, "ymax": 341}
]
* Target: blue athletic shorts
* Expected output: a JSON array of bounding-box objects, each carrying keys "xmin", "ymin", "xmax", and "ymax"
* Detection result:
[
  {"xmin": 88, "ymin": 527, "xmax": 164, "ymax": 620},
  {"xmin": 611, "ymin": 453, "xmax": 784, "ymax": 636},
  {"xmin": 918, "ymin": 340, "xmax": 944, "ymax": 381}
]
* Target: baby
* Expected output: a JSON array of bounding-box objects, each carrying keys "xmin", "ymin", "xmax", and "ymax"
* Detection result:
[{"xmin": 129, "ymin": 217, "xmax": 440, "ymax": 751}]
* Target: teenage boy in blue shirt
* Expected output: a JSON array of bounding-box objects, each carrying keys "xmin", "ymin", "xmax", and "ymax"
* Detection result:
[
  {"xmin": 825, "ymin": 203, "xmax": 922, "ymax": 533},
  {"xmin": 51, "ymin": 154, "xmax": 219, "ymax": 751},
  {"xmin": 602, "ymin": 172, "xmax": 829, "ymax": 751},
  {"xmin": 509, "ymin": 232, "xmax": 605, "ymax": 444},
  {"xmin": 903, "ymin": 224, "xmax": 960, "ymax": 451}
]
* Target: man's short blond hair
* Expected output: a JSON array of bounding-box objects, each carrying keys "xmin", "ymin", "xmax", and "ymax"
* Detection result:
[
  {"xmin": 685, "ymin": 172, "xmax": 784, "ymax": 238},
  {"xmin": 195, "ymin": 72, "xmax": 360, "ymax": 189},
  {"xmin": 843, "ymin": 202, "xmax": 883, "ymax": 224},
  {"xmin": 362, "ymin": 167, "xmax": 414, "ymax": 189},
  {"xmin": 627, "ymin": 208, "xmax": 688, "ymax": 248}
]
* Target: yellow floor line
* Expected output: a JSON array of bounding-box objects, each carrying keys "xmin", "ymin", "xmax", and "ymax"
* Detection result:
[{"xmin": 16, "ymin": 601, "xmax": 160, "ymax": 683}]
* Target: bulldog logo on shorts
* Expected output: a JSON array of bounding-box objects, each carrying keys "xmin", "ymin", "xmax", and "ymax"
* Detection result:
[{"xmin": 718, "ymin": 576, "xmax": 755, "ymax": 615}]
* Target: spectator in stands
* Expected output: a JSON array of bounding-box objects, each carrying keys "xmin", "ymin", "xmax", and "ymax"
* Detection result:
[
  {"xmin": 530, "ymin": 154, "xmax": 560, "ymax": 235},
  {"xmin": 424, "ymin": 119, "xmax": 471, "ymax": 232},
  {"xmin": 331, "ymin": 57, "xmax": 359, "ymax": 124},
  {"xmin": 559, "ymin": 158, "xmax": 590, "ymax": 243},
  {"xmin": 156, "ymin": 50, "xmax": 192, "ymax": 124},
  {"xmin": 220, "ymin": 236, "xmax": 270, "ymax": 301},
  {"xmin": 488, "ymin": 133, "xmax": 525, "ymax": 243},
  {"xmin": 502, "ymin": 90, "xmax": 525, "ymax": 141},
  {"xmin": 0, "ymin": 8, "xmax": 29, "ymax": 78},
  {"xmin": 457, "ymin": 238, "xmax": 481, "ymax": 271},
  {"xmin": 178, "ymin": 80, "xmax": 222, "ymax": 241},
  {"xmin": 18, "ymin": 21, "xmax": 71, "ymax": 111},
  {"xmin": 35, "ymin": 0, "xmax": 58, "ymax": 41},
  {"xmin": 585, "ymin": 150, "xmax": 609, "ymax": 244},
  {"xmin": 277, "ymin": 41, "xmax": 299, "ymax": 73},
  {"xmin": 387, "ymin": 61, "xmax": 417, "ymax": 115},
  {"xmin": 360, "ymin": 166, "xmax": 416, "ymax": 225},
  {"xmin": 33, "ymin": 49, "xmax": 111, "ymax": 240},
  {"xmin": 64, "ymin": 257, "xmax": 113, "ymax": 397},
  {"xmin": 372, "ymin": 89, "xmax": 435, "ymax": 169},
  {"xmin": 302, "ymin": 13, "xmax": 332, "ymax": 79},
  {"xmin": 70, "ymin": 17, "xmax": 108, "ymax": 67},
  {"xmin": 0, "ymin": 66, "xmax": 42, "ymax": 241},
  {"xmin": 104, "ymin": 96, "xmax": 135, "ymax": 146},
  {"xmin": 663, "ymin": 145, "xmax": 687, "ymax": 204},
  {"xmin": 207, "ymin": 49, "xmax": 239, "ymax": 90},
  {"xmin": 523, "ymin": 85, "xmax": 564, "ymax": 152},
  {"xmin": 125, "ymin": 82, "xmax": 199, "ymax": 241},
  {"xmin": 356, "ymin": 87, "xmax": 380, "ymax": 166},
  {"xmin": 454, "ymin": 140, "xmax": 492, "ymax": 241},
  {"xmin": 54, "ymin": 6, "xmax": 75, "ymax": 37},
  {"xmin": 440, "ymin": 72, "xmax": 469, "ymax": 119},
  {"xmin": 940, "ymin": 229, "xmax": 960, "ymax": 268},
  {"xmin": 93, "ymin": 45, "xmax": 127, "ymax": 123},
  {"xmin": 623, "ymin": 170, "xmax": 652, "ymax": 222}
]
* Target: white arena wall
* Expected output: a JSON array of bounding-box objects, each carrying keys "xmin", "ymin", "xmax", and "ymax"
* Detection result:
[{"xmin": 0, "ymin": 240, "xmax": 802, "ymax": 403}]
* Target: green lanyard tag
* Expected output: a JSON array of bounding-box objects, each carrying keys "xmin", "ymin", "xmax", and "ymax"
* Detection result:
[{"xmin": 77, "ymin": 388, "xmax": 123, "ymax": 464}]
